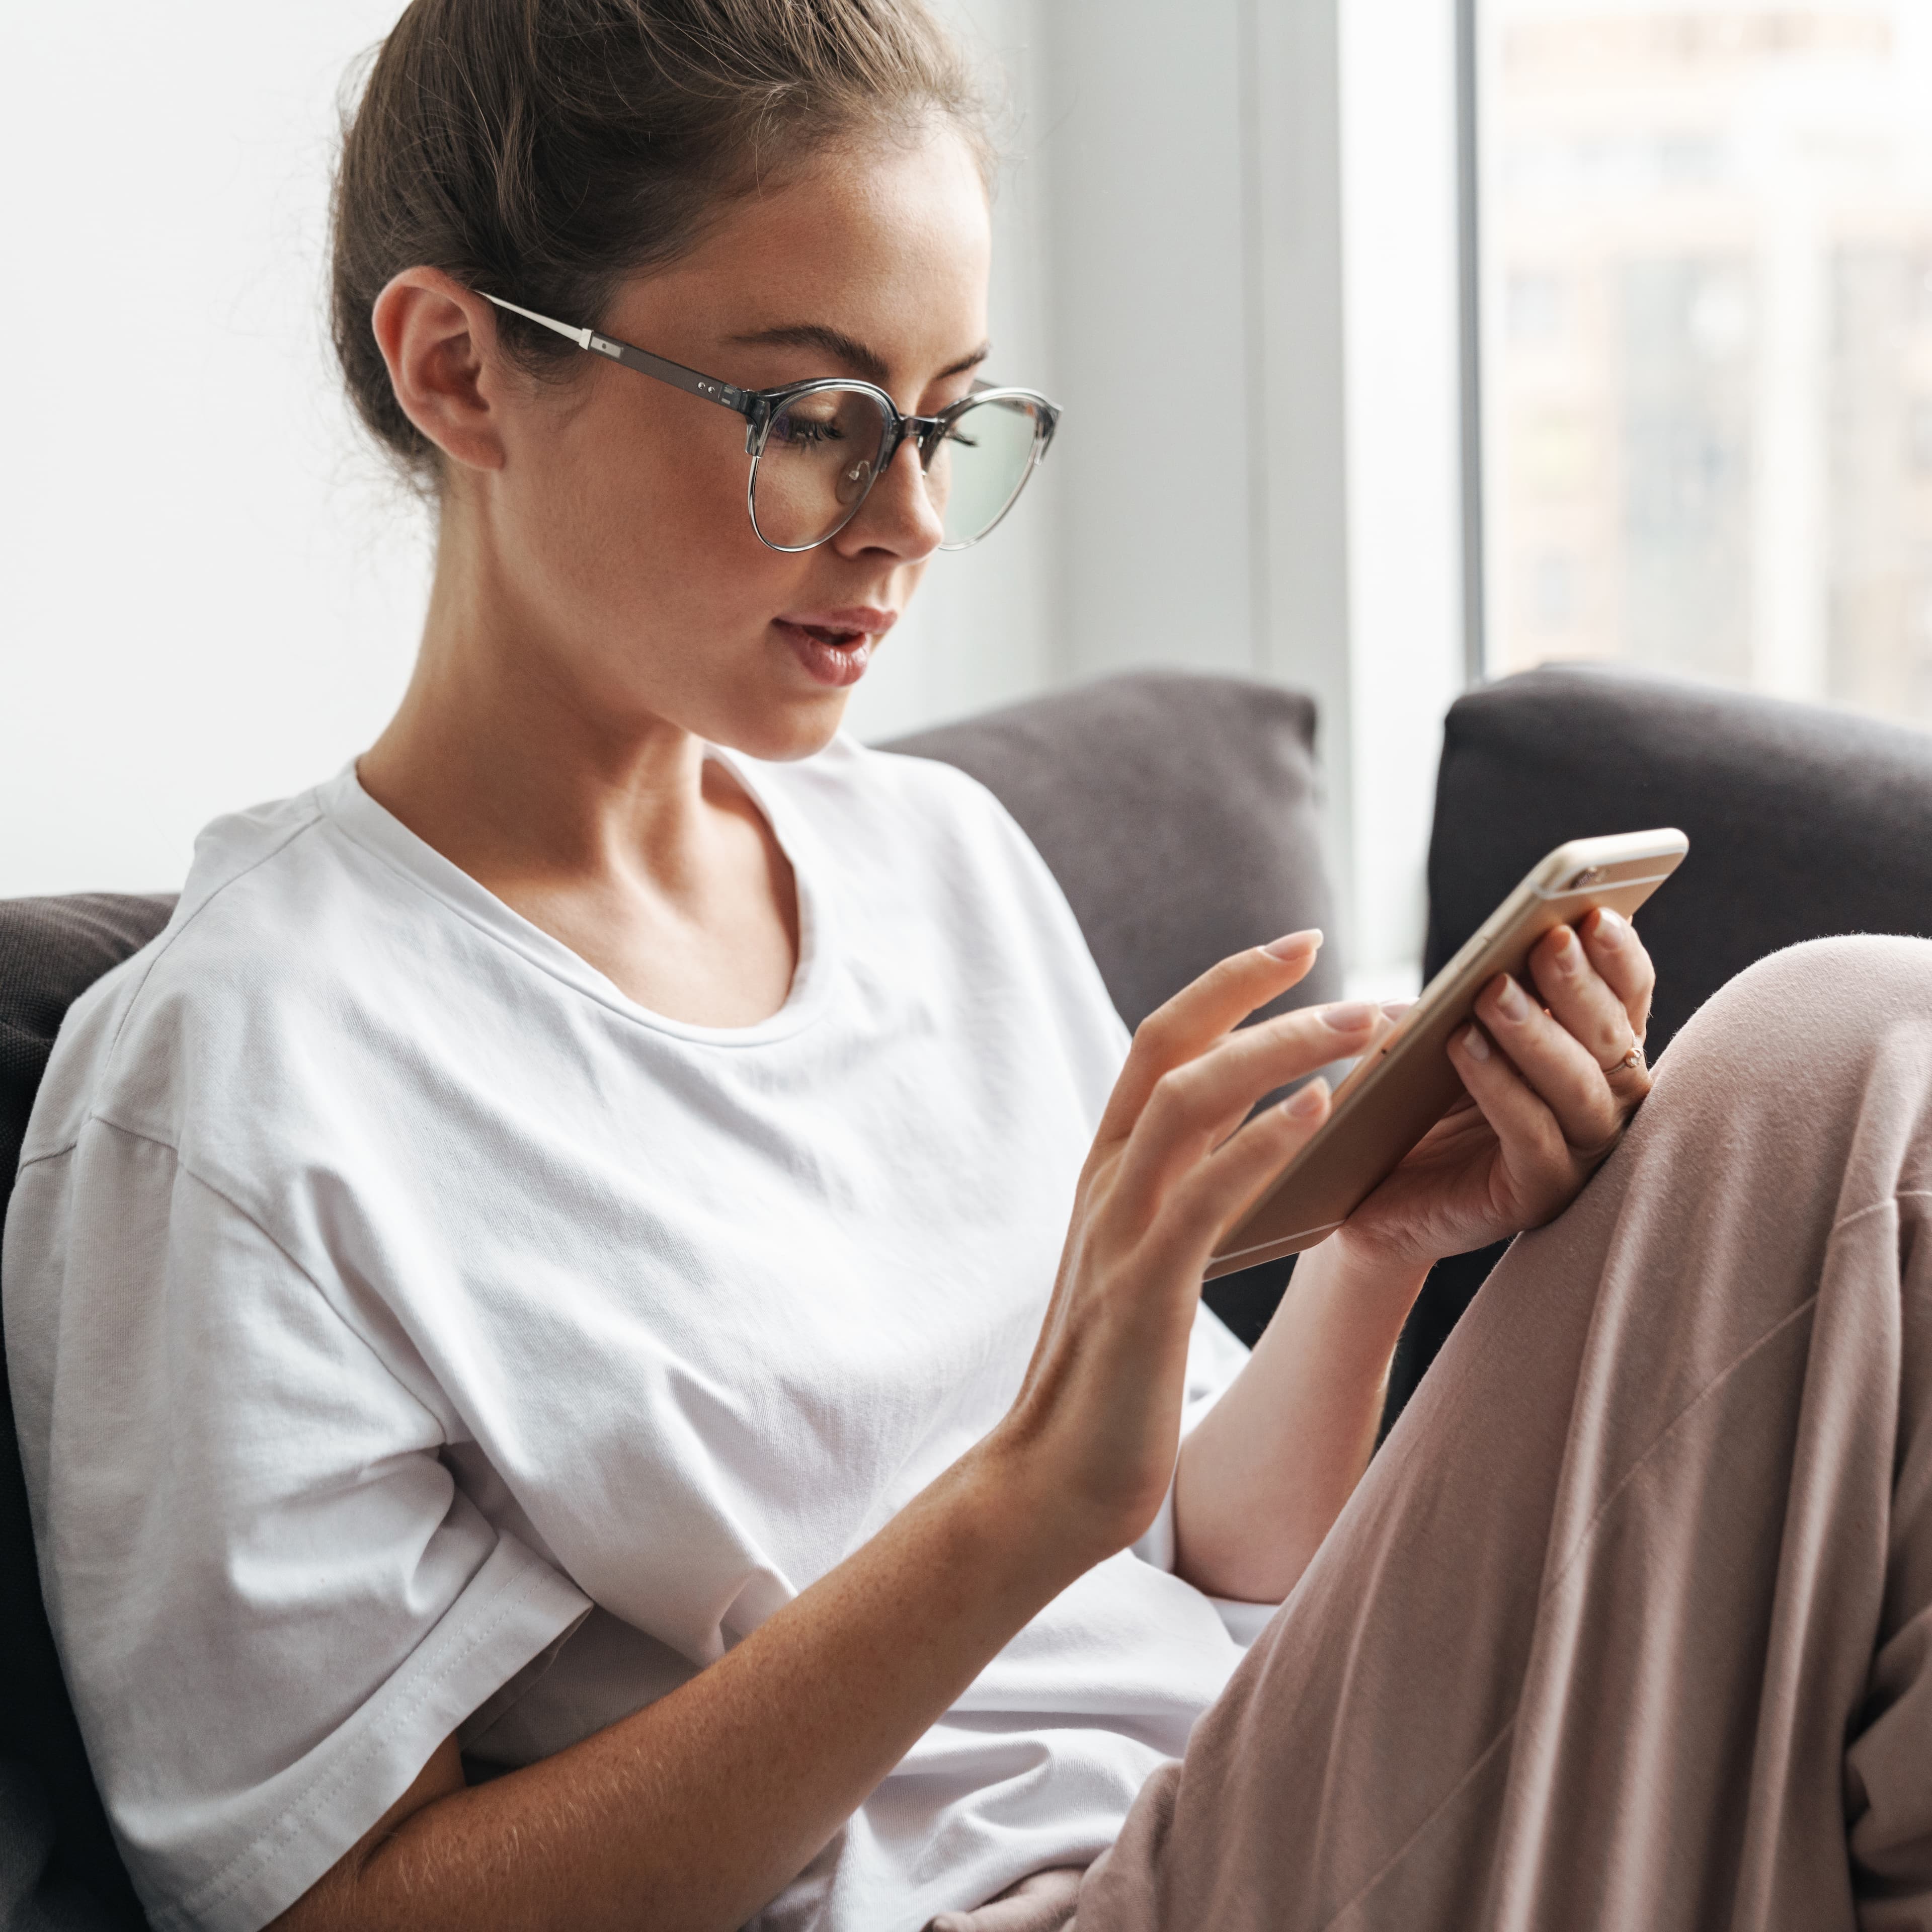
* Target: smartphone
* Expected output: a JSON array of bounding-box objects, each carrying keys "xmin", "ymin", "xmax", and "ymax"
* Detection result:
[{"xmin": 1203, "ymin": 828, "xmax": 1690, "ymax": 1281}]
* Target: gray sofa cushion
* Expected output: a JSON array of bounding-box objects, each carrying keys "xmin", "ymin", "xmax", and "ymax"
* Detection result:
[
  {"xmin": 885, "ymin": 670, "xmax": 1343, "ymax": 1033},
  {"xmin": 1424, "ymin": 664, "xmax": 1932, "ymax": 1054}
]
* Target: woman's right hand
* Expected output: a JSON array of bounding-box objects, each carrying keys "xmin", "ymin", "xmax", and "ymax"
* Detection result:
[{"xmin": 986, "ymin": 931, "xmax": 1380, "ymax": 1569}]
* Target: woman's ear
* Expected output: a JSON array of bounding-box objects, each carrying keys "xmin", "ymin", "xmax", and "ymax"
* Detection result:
[{"xmin": 370, "ymin": 268, "xmax": 508, "ymax": 474}]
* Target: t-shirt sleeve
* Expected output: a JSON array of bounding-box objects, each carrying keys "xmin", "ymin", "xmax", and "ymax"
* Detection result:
[{"xmin": 6, "ymin": 1124, "xmax": 591, "ymax": 1932}]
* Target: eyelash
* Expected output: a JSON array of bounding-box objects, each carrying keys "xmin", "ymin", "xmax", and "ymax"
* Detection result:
[
  {"xmin": 774, "ymin": 416, "xmax": 846, "ymax": 447},
  {"xmin": 771, "ymin": 399, "xmax": 985, "ymax": 454}
]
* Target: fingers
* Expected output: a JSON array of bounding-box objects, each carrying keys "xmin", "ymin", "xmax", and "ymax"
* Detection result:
[
  {"xmin": 1471, "ymin": 971, "xmax": 1625, "ymax": 1159},
  {"xmin": 1436, "ymin": 917, "xmax": 1661, "ymax": 1233},
  {"xmin": 1526, "ymin": 915, "xmax": 1656, "ymax": 1114},
  {"xmin": 1115, "ymin": 1001, "xmax": 1378, "ymax": 1210},
  {"xmin": 1161, "ymin": 1074, "xmax": 1336, "ymax": 1255},
  {"xmin": 1124, "ymin": 1076, "xmax": 1334, "ymax": 1278},
  {"xmin": 1098, "ymin": 930, "xmax": 1324, "ymax": 1140},
  {"xmin": 1444, "ymin": 1021, "xmax": 1580, "ymax": 1223},
  {"xmin": 1579, "ymin": 906, "xmax": 1656, "ymax": 1041},
  {"xmin": 1524, "ymin": 923, "xmax": 1639, "ymax": 1073}
]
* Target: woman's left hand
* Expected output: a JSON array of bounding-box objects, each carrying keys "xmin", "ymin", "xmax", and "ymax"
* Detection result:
[{"xmin": 1337, "ymin": 904, "xmax": 1656, "ymax": 1273}]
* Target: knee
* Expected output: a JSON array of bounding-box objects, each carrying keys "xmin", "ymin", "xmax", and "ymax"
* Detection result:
[
  {"xmin": 1612, "ymin": 934, "xmax": 1932, "ymax": 1254},
  {"xmin": 1655, "ymin": 934, "xmax": 1932, "ymax": 1113},
  {"xmin": 1681, "ymin": 934, "xmax": 1932, "ymax": 1042}
]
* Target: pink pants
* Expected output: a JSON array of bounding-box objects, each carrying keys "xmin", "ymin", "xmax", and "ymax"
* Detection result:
[{"xmin": 1070, "ymin": 935, "xmax": 1932, "ymax": 1930}]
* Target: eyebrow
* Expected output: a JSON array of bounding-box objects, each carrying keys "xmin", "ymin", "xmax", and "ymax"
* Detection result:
[{"xmin": 724, "ymin": 323, "xmax": 992, "ymax": 388}]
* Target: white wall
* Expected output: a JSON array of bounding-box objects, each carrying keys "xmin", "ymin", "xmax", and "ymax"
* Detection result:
[
  {"xmin": 4, "ymin": 0, "xmax": 1469, "ymax": 991},
  {"xmin": 4, "ymin": 3, "xmax": 430, "ymax": 896}
]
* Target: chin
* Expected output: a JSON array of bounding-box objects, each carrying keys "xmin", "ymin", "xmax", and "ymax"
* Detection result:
[{"xmin": 714, "ymin": 687, "xmax": 853, "ymax": 765}]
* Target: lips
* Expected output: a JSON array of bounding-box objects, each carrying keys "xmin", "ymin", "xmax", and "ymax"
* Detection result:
[{"xmin": 774, "ymin": 608, "xmax": 897, "ymax": 689}]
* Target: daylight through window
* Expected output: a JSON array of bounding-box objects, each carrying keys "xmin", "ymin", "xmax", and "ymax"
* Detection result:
[{"xmin": 1478, "ymin": 0, "xmax": 1932, "ymax": 726}]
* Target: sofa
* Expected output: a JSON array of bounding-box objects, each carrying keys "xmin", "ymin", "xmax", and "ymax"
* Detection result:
[{"xmin": 6, "ymin": 663, "xmax": 1932, "ymax": 1926}]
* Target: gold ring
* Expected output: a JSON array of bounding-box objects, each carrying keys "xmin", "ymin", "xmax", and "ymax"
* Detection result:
[{"xmin": 1605, "ymin": 1042, "xmax": 1643, "ymax": 1074}]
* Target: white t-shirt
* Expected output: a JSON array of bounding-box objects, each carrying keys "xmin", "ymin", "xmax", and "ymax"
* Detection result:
[{"xmin": 4, "ymin": 739, "xmax": 1260, "ymax": 1932}]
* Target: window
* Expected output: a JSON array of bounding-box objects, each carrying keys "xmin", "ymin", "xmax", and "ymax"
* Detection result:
[{"xmin": 1477, "ymin": 1, "xmax": 1932, "ymax": 726}]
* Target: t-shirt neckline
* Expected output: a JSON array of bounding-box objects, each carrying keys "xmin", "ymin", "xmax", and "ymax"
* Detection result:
[{"xmin": 317, "ymin": 747, "xmax": 838, "ymax": 1048}]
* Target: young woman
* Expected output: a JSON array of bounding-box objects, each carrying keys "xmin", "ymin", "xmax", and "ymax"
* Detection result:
[{"xmin": 8, "ymin": 3, "xmax": 1931, "ymax": 1929}]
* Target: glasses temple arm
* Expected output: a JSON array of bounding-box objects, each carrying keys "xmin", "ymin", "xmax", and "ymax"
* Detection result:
[{"xmin": 477, "ymin": 292, "xmax": 751, "ymax": 417}]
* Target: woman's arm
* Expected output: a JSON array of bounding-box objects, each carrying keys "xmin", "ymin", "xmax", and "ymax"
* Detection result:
[
  {"xmin": 1175, "ymin": 907, "xmax": 1658, "ymax": 1603},
  {"xmin": 1172, "ymin": 1234, "xmax": 1429, "ymax": 1604},
  {"xmin": 275, "ymin": 1443, "xmax": 1083, "ymax": 1932},
  {"xmin": 275, "ymin": 933, "xmax": 1372, "ymax": 1932}
]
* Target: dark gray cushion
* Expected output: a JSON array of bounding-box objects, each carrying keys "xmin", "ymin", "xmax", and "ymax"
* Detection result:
[
  {"xmin": 1384, "ymin": 663, "xmax": 1932, "ymax": 1431},
  {"xmin": 1424, "ymin": 664, "xmax": 1932, "ymax": 1053},
  {"xmin": 884, "ymin": 670, "xmax": 1343, "ymax": 1033},
  {"xmin": 2, "ymin": 894, "xmax": 173, "ymax": 1931}
]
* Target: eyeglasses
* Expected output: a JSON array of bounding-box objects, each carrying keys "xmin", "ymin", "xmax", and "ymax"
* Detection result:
[{"xmin": 478, "ymin": 293, "xmax": 1059, "ymax": 553}]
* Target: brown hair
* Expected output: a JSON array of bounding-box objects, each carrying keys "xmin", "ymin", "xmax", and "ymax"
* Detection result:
[{"xmin": 331, "ymin": 0, "xmax": 990, "ymax": 487}]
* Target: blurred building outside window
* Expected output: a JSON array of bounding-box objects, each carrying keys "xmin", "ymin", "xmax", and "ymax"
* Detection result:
[{"xmin": 1478, "ymin": 0, "xmax": 1932, "ymax": 729}]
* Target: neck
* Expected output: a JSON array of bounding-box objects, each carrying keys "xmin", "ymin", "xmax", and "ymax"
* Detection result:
[
  {"xmin": 358, "ymin": 508, "xmax": 713, "ymax": 903},
  {"xmin": 356, "ymin": 496, "xmax": 800, "ymax": 1025}
]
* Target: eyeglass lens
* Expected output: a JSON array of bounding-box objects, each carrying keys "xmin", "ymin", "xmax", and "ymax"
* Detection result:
[
  {"xmin": 752, "ymin": 390, "xmax": 1045, "ymax": 551},
  {"xmin": 924, "ymin": 396, "xmax": 1046, "ymax": 550}
]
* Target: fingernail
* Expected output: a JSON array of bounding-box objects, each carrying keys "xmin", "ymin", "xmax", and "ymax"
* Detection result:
[
  {"xmin": 1381, "ymin": 999, "xmax": 1415, "ymax": 1021},
  {"xmin": 1460, "ymin": 1022, "xmax": 1491, "ymax": 1061},
  {"xmin": 1494, "ymin": 976, "xmax": 1530, "ymax": 1022},
  {"xmin": 1286, "ymin": 1077, "xmax": 1329, "ymax": 1118},
  {"xmin": 1594, "ymin": 907, "xmax": 1629, "ymax": 943},
  {"xmin": 1262, "ymin": 928, "xmax": 1323, "ymax": 959},
  {"xmin": 1321, "ymin": 1000, "xmax": 1378, "ymax": 1031},
  {"xmin": 1551, "ymin": 925, "xmax": 1579, "ymax": 965}
]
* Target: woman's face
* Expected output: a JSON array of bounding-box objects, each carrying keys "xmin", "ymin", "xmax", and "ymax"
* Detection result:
[{"xmin": 460, "ymin": 122, "xmax": 994, "ymax": 763}]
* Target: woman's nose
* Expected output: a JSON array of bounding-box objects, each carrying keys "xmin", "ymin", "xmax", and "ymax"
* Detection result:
[{"xmin": 837, "ymin": 433, "xmax": 945, "ymax": 563}]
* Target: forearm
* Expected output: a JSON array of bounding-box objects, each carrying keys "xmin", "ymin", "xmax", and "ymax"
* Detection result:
[
  {"xmin": 282, "ymin": 1443, "xmax": 1082, "ymax": 1932},
  {"xmin": 1173, "ymin": 1235, "xmax": 1429, "ymax": 1602}
]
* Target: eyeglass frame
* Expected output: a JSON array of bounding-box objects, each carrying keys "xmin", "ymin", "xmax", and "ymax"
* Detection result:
[{"xmin": 477, "ymin": 292, "xmax": 1060, "ymax": 553}]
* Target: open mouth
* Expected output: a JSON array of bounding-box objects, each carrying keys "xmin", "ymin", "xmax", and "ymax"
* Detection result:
[{"xmin": 775, "ymin": 617, "xmax": 883, "ymax": 689}]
